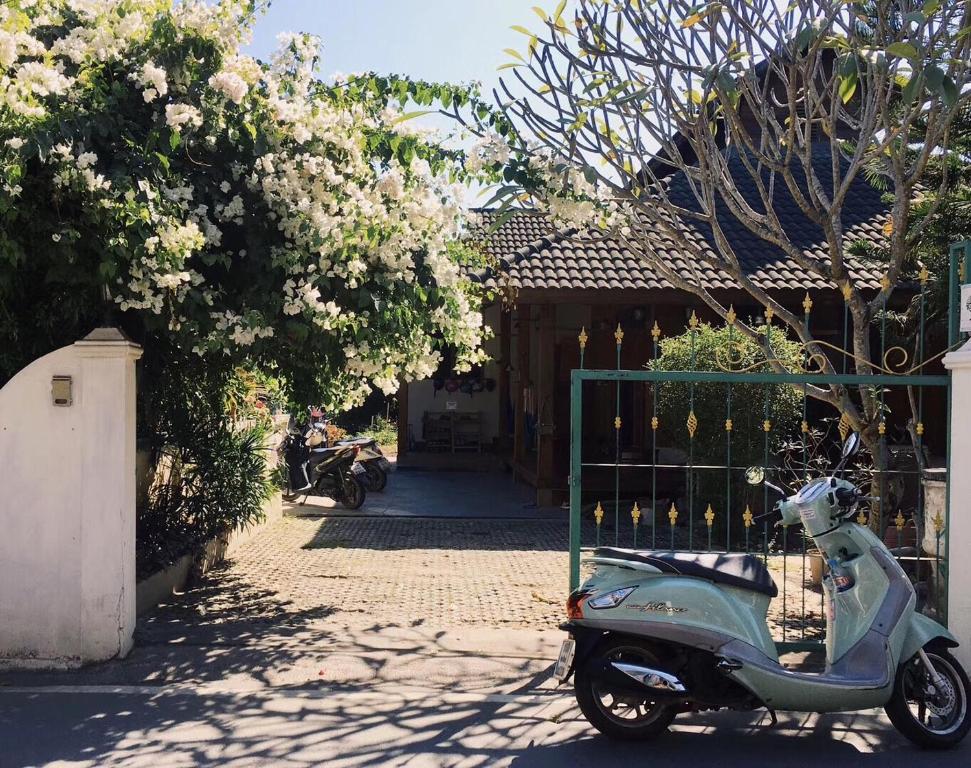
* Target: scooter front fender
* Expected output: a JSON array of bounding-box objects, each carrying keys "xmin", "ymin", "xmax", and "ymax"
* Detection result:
[{"xmin": 900, "ymin": 611, "xmax": 958, "ymax": 662}]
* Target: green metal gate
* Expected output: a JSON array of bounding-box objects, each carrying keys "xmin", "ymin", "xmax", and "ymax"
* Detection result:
[{"xmin": 568, "ymin": 242, "xmax": 970, "ymax": 651}]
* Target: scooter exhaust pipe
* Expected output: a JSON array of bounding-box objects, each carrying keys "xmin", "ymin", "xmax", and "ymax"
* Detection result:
[{"xmin": 610, "ymin": 662, "xmax": 688, "ymax": 694}]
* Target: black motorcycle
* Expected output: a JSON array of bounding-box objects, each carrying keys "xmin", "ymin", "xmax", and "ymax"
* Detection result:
[
  {"xmin": 335, "ymin": 436, "xmax": 392, "ymax": 492},
  {"xmin": 279, "ymin": 423, "xmax": 366, "ymax": 509}
]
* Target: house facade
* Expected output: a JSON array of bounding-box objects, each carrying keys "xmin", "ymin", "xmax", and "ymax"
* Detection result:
[{"xmin": 396, "ymin": 152, "xmax": 936, "ymax": 506}]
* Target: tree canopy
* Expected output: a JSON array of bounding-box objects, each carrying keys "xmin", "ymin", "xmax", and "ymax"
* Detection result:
[
  {"xmin": 484, "ymin": 0, "xmax": 971, "ymax": 443},
  {"xmin": 0, "ymin": 0, "xmax": 497, "ymax": 408}
]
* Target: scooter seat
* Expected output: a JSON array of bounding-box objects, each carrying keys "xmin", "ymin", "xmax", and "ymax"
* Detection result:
[{"xmin": 593, "ymin": 548, "xmax": 778, "ymax": 598}]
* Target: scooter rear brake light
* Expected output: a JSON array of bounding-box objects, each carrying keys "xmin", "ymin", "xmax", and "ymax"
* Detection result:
[{"xmin": 566, "ymin": 590, "xmax": 591, "ymax": 619}]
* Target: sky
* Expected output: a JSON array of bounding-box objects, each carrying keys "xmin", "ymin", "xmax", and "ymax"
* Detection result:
[{"xmin": 246, "ymin": 1, "xmax": 534, "ymax": 91}]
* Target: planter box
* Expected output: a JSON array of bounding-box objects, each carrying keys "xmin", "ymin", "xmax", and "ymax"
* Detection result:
[{"xmin": 135, "ymin": 490, "xmax": 282, "ymax": 616}]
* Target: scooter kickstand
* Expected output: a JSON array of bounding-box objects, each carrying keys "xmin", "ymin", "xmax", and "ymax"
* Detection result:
[{"xmin": 766, "ymin": 709, "xmax": 778, "ymax": 726}]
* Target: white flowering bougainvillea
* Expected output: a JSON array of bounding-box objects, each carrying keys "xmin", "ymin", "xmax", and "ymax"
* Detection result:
[{"xmin": 0, "ymin": 0, "xmax": 498, "ymax": 409}]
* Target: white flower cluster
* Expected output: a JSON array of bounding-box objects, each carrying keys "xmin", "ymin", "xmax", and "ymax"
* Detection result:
[
  {"xmin": 165, "ymin": 103, "xmax": 203, "ymax": 132},
  {"xmin": 1, "ymin": 0, "xmax": 489, "ymax": 410},
  {"xmin": 465, "ymin": 131, "xmax": 511, "ymax": 174},
  {"xmin": 134, "ymin": 61, "xmax": 168, "ymax": 103},
  {"xmin": 48, "ymin": 143, "xmax": 111, "ymax": 193},
  {"xmin": 208, "ymin": 70, "xmax": 248, "ymax": 104},
  {"xmin": 526, "ymin": 146, "xmax": 622, "ymax": 232}
]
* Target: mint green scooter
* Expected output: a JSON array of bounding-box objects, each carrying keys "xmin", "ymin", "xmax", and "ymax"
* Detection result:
[{"xmin": 555, "ymin": 434, "xmax": 970, "ymax": 749}]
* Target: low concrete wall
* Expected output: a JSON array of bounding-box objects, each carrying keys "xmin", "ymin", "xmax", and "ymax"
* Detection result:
[
  {"xmin": 0, "ymin": 329, "xmax": 142, "ymax": 668},
  {"xmin": 135, "ymin": 491, "xmax": 283, "ymax": 616}
]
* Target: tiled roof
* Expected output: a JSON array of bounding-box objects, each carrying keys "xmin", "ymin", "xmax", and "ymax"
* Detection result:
[{"xmin": 470, "ymin": 146, "xmax": 891, "ymax": 293}]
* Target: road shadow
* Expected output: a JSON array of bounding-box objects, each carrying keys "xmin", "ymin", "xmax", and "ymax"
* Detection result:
[{"xmin": 4, "ymin": 689, "xmax": 969, "ymax": 768}]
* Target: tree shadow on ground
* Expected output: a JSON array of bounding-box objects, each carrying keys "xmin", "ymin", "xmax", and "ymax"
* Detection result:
[{"xmin": 3, "ymin": 688, "xmax": 964, "ymax": 768}]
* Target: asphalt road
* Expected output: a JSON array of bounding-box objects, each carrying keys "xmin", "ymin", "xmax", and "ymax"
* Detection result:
[{"xmin": 3, "ymin": 682, "xmax": 971, "ymax": 768}]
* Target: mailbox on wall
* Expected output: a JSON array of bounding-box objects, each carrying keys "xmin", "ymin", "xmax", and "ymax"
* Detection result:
[{"xmin": 51, "ymin": 375, "xmax": 73, "ymax": 407}]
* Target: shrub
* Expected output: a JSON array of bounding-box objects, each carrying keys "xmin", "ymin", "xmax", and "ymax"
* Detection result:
[
  {"xmin": 653, "ymin": 323, "xmax": 805, "ymax": 541},
  {"xmin": 137, "ymin": 353, "xmax": 273, "ymax": 578}
]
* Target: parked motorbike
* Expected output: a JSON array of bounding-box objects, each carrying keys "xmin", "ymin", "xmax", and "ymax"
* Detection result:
[
  {"xmin": 278, "ymin": 422, "xmax": 366, "ymax": 510},
  {"xmin": 335, "ymin": 437, "xmax": 392, "ymax": 492},
  {"xmin": 556, "ymin": 433, "xmax": 969, "ymax": 749}
]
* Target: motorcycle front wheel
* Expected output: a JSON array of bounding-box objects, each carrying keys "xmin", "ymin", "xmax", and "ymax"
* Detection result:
[
  {"xmin": 574, "ymin": 637, "xmax": 677, "ymax": 740},
  {"xmin": 341, "ymin": 474, "xmax": 366, "ymax": 510},
  {"xmin": 885, "ymin": 647, "xmax": 971, "ymax": 749}
]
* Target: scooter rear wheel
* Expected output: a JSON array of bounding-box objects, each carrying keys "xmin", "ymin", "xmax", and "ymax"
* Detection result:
[
  {"xmin": 885, "ymin": 648, "xmax": 970, "ymax": 749},
  {"xmin": 574, "ymin": 637, "xmax": 677, "ymax": 740},
  {"xmin": 364, "ymin": 462, "xmax": 388, "ymax": 492}
]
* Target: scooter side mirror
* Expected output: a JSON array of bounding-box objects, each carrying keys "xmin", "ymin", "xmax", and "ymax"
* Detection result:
[{"xmin": 744, "ymin": 466, "xmax": 765, "ymax": 486}]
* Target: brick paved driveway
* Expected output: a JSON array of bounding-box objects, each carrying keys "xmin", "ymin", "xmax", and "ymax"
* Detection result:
[
  {"xmin": 178, "ymin": 516, "xmax": 571, "ymax": 632},
  {"xmin": 140, "ymin": 512, "xmax": 820, "ymax": 648}
]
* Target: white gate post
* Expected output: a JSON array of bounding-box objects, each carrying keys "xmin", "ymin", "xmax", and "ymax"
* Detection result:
[
  {"xmin": 75, "ymin": 328, "xmax": 143, "ymax": 661},
  {"xmin": 944, "ymin": 341, "xmax": 971, "ymax": 671}
]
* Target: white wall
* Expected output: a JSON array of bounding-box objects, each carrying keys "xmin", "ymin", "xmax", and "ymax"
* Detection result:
[
  {"xmin": 944, "ymin": 342, "xmax": 971, "ymax": 672},
  {"xmin": 0, "ymin": 328, "xmax": 141, "ymax": 668}
]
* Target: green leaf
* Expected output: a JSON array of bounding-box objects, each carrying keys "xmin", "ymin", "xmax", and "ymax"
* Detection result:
[
  {"xmin": 839, "ymin": 71, "xmax": 858, "ymax": 103},
  {"xmin": 503, "ymin": 48, "xmax": 526, "ymax": 63},
  {"xmin": 169, "ymin": 131, "xmax": 181, "ymax": 151},
  {"xmin": 497, "ymin": 63, "xmax": 523, "ymax": 71},
  {"xmin": 393, "ymin": 110, "xmax": 436, "ymax": 123},
  {"xmin": 510, "ymin": 25, "xmax": 533, "ymax": 36},
  {"xmin": 901, "ymin": 75, "xmax": 920, "ymax": 104},
  {"xmin": 942, "ymin": 76, "xmax": 959, "ymax": 107},
  {"xmin": 886, "ymin": 42, "xmax": 919, "ymax": 59},
  {"xmin": 925, "ymin": 63, "xmax": 945, "ymax": 92}
]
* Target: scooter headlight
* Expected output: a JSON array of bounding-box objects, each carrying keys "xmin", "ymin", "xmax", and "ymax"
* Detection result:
[{"xmin": 587, "ymin": 586, "xmax": 636, "ymax": 610}]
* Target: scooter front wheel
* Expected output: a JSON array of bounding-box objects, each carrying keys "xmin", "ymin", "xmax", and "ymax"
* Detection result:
[
  {"xmin": 341, "ymin": 474, "xmax": 366, "ymax": 510},
  {"xmin": 885, "ymin": 647, "xmax": 971, "ymax": 749},
  {"xmin": 574, "ymin": 637, "xmax": 677, "ymax": 740}
]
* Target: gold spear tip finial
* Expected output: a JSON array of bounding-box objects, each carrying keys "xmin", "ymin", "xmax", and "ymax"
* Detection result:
[
  {"xmin": 668, "ymin": 503, "xmax": 678, "ymax": 525},
  {"xmin": 688, "ymin": 310, "xmax": 699, "ymax": 329},
  {"xmin": 743, "ymin": 505, "xmax": 753, "ymax": 527},
  {"xmin": 842, "ymin": 282, "xmax": 853, "ymax": 301},
  {"xmin": 764, "ymin": 306, "xmax": 774, "ymax": 322},
  {"xmin": 705, "ymin": 504, "xmax": 715, "ymax": 527},
  {"xmin": 631, "ymin": 501, "xmax": 641, "ymax": 524},
  {"xmin": 594, "ymin": 501, "xmax": 604, "ymax": 524},
  {"xmin": 726, "ymin": 305, "xmax": 737, "ymax": 325},
  {"xmin": 880, "ymin": 274, "xmax": 891, "ymax": 291},
  {"xmin": 651, "ymin": 320, "xmax": 661, "ymax": 340},
  {"xmin": 578, "ymin": 326, "xmax": 588, "ymax": 350},
  {"xmin": 919, "ymin": 265, "xmax": 930, "ymax": 285},
  {"xmin": 802, "ymin": 292, "xmax": 813, "ymax": 314},
  {"xmin": 614, "ymin": 323, "xmax": 624, "ymax": 345}
]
